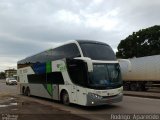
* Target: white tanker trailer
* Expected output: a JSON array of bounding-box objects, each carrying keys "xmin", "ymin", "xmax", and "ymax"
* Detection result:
[{"xmin": 119, "ymin": 55, "xmax": 160, "ymax": 91}]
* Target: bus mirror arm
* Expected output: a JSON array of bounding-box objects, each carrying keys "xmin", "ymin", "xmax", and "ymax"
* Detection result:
[
  {"xmin": 74, "ymin": 57, "xmax": 93, "ymax": 72},
  {"xmin": 86, "ymin": 60, "xmax": 93, "ymax": 72},
  {"xmin": 118, "ymin": 59, "xmax": 132, "ymax": 72}
]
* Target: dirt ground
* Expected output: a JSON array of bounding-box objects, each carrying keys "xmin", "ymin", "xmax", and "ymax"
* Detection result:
[{"xmin": 0, "ymin": 93, "xmax": 89, "ymax": 120}]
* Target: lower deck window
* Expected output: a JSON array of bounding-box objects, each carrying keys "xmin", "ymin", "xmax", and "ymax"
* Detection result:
[{"xmin": 27, "ymin": 72, "xmax": 64, "ymax": 84}]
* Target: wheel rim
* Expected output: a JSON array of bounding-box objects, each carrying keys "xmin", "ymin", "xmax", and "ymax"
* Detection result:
[
  {"xmin": 124, "ymin": 84, "xmax": 130, "ymax": 90},
  {"xmin": 22, "ymin": 88, "xmax": 25, "ymax": 95},
  {"xmin": 62, "ymin": 92, "xmax": 69, "ymax": 105},
  {"xmin": 27, "ymin": 89, "xmax": 30, "ymax": 96},
  {"xmin": 26, "ymin": 89, "xmax": 30, "ymax": 96},
  {"xmin": 130, "ymin": 83, "xmax": 137, "ymax": 91}
]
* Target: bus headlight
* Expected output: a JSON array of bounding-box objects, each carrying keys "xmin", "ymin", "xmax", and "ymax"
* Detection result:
[{"xmin": 89, "ymin": 93, "xmax": 102, "ymax": 99}]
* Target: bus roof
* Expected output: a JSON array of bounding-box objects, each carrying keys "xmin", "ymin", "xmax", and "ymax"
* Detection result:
[
  {"xmin": 17, "ymin": 40, "xmax": 110, "ymax": 64},
  {"xmin": 76, "ymin": 40, "xmax": 109, "ymax": 46}
]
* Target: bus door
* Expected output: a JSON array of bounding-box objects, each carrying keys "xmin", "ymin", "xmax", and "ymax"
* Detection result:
[{"xmin": 67, "ymin": 59, "xmax": 88, "ymax": 104}]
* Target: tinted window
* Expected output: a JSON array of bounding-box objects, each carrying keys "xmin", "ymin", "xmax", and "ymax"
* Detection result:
[
  {"xmin": 89, "ymin": 64, "xmax": 121, "ymax": 85},
  {"xmin": 79, "ymin": 43, "xmax": 116, "ymax": 60},
  {"xmin": 18, "ymin": 43, "xmax": 81, "ymax": 68},
  {"xmin": 67, "ymin": 59, "xmax": 88, "ymax": 86},
  {"xmin": 47, "ymin": 72, "xmax": 64, "ymax": 84},
  {"xmin": 27, "ymin": 72, "xmax": 64, "ymax": 84},
  {"xmin": 54, "ymin": 43, "xmax": 80, "ymax": 59},
  {"xmin": 28, "ymin": 73, "xmax": 46, "ymax": 84}
]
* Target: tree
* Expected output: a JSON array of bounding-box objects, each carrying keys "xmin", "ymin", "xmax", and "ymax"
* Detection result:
[
  {"xmin": 116, "ymin": 25, "xmax": 160, "ymax": 58},
  {"xmin": 0, "ymin": 72, "xmax": 5, "ymax": 79}
]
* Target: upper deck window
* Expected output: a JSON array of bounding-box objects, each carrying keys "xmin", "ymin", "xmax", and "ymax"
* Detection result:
[
  {"xmin": 18, "ymin": 43, "xmax": 81, "ymax": 66},
  {"xmin": 79, "ymin": 43, "xmax": 116, "ymax": 60},
  {"xmin": 54, "ymin": 43, "xmax": 81, "ymax": 59}
]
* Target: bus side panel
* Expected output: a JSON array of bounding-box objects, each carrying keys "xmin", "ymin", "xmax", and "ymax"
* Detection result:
[
  {"xmin": 21, "ymin": 83, "xmax": 52, "ymax": 99},
  {"xmin": 18, "ymin": 66, "xmax": 58, "ymax": 99},
  {"xmin": 52, "ymin": 85, "xmax": 59, "ymax": 100},
  {"xmin": 76, "ymin": 86, "xmax": 87, "ymax": 105},
  {"xmin": 52, "ymin": 60, "xmax": 77, "ymax": 104}
]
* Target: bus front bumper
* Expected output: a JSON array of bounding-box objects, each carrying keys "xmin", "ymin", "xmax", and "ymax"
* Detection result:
[{"xmin": 86, "ymin": 93, "xmax": 123, "ymax": 106}]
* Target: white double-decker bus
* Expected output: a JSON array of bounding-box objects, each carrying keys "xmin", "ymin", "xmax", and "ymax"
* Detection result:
[{"xmin": 17, "ymin": 40, "xmax": 123, "ymax": 106}]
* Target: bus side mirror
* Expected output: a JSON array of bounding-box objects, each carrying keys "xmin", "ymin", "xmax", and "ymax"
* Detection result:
[
  {"xmin": 74, "ymin": 57, "xmax": 93, "ymax": 72},
  {"xmin": 118, "ymin": 59, "xmax": 132, "ymax": 72}
]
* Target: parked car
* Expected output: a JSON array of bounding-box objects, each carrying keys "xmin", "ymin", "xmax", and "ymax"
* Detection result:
[{"xmin": 6, "ymin": 77, "xmax": 17, "ymax": 85}]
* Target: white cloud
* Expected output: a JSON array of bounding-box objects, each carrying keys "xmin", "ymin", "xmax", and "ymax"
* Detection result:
[
  {"xmin": 54, "ymin": 10, "xmax": 81, "ymax": 24},
  {"xmin": 0, "ymin": 0, "xmax": 160, "ymax": 71},
  {"xmin": 0, "ymin": 57, "xmax": 17, "ymax": 71},
  {"xmin": 84, "ymin": 12, "xmax": 119, "ymax": 31}
]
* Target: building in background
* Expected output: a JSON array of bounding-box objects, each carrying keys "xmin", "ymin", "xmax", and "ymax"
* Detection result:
[{"xmin": 5, "ymin": 69, "xmax": 17, "ymax": 78}]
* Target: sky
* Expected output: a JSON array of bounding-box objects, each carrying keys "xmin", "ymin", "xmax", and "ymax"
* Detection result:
[{"xmin": 0, "ymin": 0, "xmax": 160, "ymax": 71}]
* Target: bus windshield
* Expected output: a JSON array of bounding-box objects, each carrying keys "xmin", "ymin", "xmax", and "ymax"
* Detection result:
[
  {"xmin": 79, "ymin": 43, "xmax": 116, "ymax": 60},
  {"xmin": 88, "ymin": 63, "xmax": 122, "ymax": 89}
]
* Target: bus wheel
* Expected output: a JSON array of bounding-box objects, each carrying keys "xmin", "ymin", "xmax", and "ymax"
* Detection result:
[
  {"xmin": 22, "ymin": 87, "xmax": 25, "ymax": 95},
  {"xmin": 25, "ymin": 87, "xmax": 30, "ymax": 97},
  {"xmin": 123, "ymin": 82, "xmax": 130, "ymax": 91},
  {"xmin": 61, "ymin": 91, "xmax": 70, "ymax": 105},
  {"xmin": 130, "ymin": 83, "xmax": 138, "ymax": 91}
]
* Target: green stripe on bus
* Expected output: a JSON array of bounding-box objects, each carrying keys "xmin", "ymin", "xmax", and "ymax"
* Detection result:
[
  {"xmin": 46, "ymin": 61, "xmax": 53, "ymax": 96},
  {"xmin": 47, "ymin": 84, "xmax": 52, "ymax": 95},
  {"xmin": 46, "ymin": 61, "xmax": 52, "ymax": 73}
]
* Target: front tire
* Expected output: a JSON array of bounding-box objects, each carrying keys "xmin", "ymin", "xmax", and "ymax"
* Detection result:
[
  {"xmin": 61, "ymin": 91, "xmax": 70, "ymax": 105},
  {"xmin": 25, "ymin": 87, "xmax": 30, "ymax": 96},
  {"xmin": 22, "ymin": 87, "xmax": 25, "ymax": 95}
]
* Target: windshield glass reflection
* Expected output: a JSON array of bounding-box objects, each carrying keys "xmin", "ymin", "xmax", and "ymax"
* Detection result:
[{"xmin": 89, "ymin": 63, "xmax": 122, "ymax": 88}]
